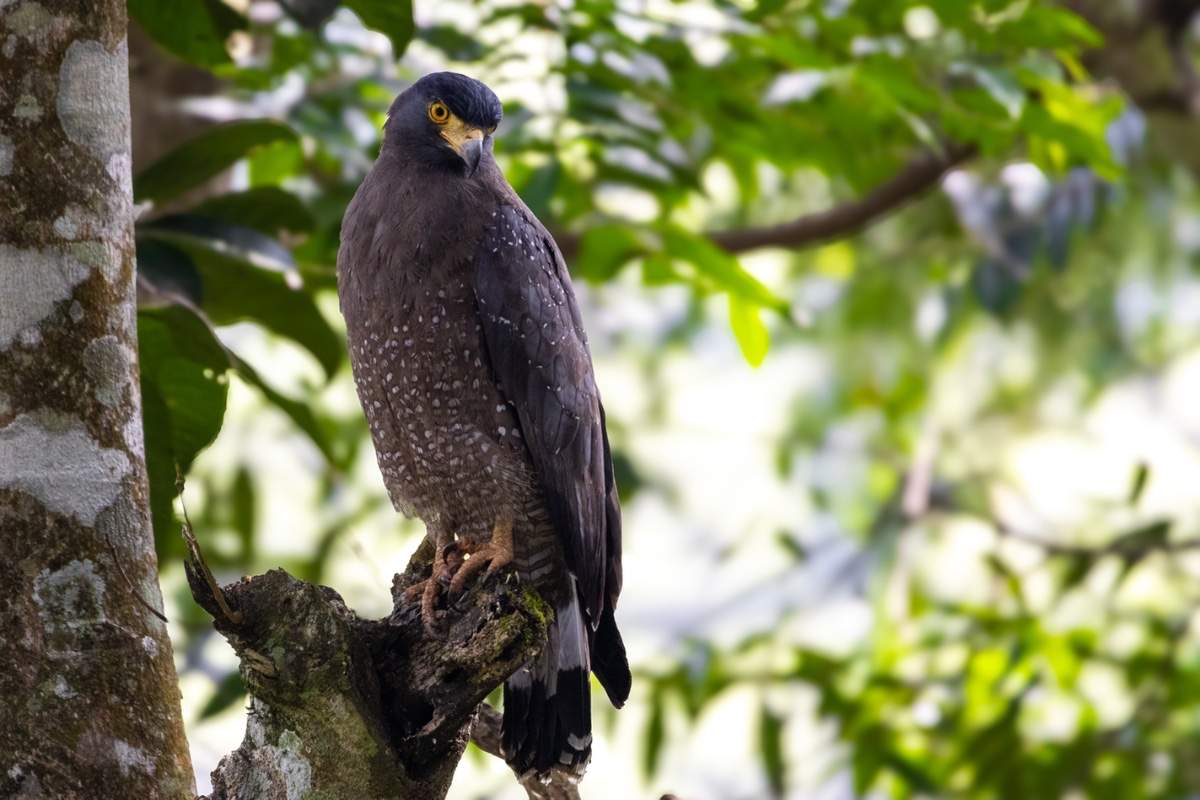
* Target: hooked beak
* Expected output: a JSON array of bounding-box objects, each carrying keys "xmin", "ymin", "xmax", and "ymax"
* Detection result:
[
  {"xmin": 460, "ymin": 129, "xmax": 485, "ymax": 177},
  {"xmin": 441, "ymin": 123, "xmax": 487, "ymax": 177}
]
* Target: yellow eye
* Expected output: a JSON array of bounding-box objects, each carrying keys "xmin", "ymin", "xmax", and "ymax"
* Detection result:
[{"xmin": 428, "ymin": 101, "xmax": 450, "ymax": 124}]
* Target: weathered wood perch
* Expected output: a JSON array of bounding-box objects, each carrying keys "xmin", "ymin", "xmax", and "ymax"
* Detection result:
[{"xmin": 184, "ymin": 534, "xmax": 560, "ymax": 800}]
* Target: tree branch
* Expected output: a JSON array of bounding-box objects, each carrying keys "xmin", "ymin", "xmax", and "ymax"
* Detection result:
[
  {"xmin": 187, "ymin": 538, "xmax": 551, "ymax": 800},
  {"xmin": 706, "ymin": 143, "xmax": 976, "ymax": 254},
  {"xmin": 555, "ymin": 143, "xmax": 975, "ymax": 261},
  {"xmin": 471, "ymin": 704, "xmax": 583, "ymax": 800},
  {"xmin": 997, "ymin": 521, "xmax": 1199, "ymax": 559}
]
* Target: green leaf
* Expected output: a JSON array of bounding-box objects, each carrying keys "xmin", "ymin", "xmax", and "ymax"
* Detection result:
[
  {"xmin": 418, "ymin": 24, "xmax": 485, "ymax": 60},
  {"xmin": 985, "ymin": 553, "xmax": 1026, "ymax": 609},
  {"xmin": 1060, "ymin": 553, "xmax": 1095, "ymax": 591},
  {"xmin": 195, "ymin": 246, "xmax": 341, "ymax": 378},
  {"xmin": 344, "ymin": 0, "xmax": 415, "ymax": 59},
  {"xmin": 139, "ymin": 231, "xmax": 342, "ymax": 379},
  {"xmin": 137, "ymin": 239, "xmax": 204, "ymax": 305},
  {"xmin": 128, "ymin": 0, "xmax": 242, "ymax": 67},
  {"xmin": 230, "ymin": 466, "xmax": 256, "ymax": 565},
  {"xmin": 880, "ymin": 748, "xmax": 939, "ymax": 793},
  {"xmin": 1111, "ymin": 519, "xmax": 1173, "ymax": 565},
  {"xmin": 642, "ymin": 253, "xmax": 683, "ymax": 286},
  {"xmin": 758, "ymin": 703, "xmax": 786, "ymax": 797},
  {"xmin": 191, "ymin": 188, "xmax": 316, "ymax": 235},
  {"xmin": 141, "ymin": 216, "xmax": 296, "ymax": 275},
  {"xmin": 1017, "ymin": 6, "xmax": 1104, "ymax": 48},
  {"xmin": 574, "ymin": 224, "xmax": 646, "ymax": 282},
  {"xmin": 248, "ymin": 140, "xmax": 305, "ymax": 186},
  {"xmin": 661, "ymin": 227, "xmax": 787, "ymax": 310},
  {"xmin": 134, "ymin": 120, "xmax": 298, "ymax": 204},
  {"xmin": 1127, "ymin": 462, "xmax": 1149, "ymax": 506},
  {"xmin": 955, "ymin": 63, "xmax": 1026, "ymax": 119},
  {"xmin": 1019, "ymin": 84, "xmax": 1123, "ymax": 179},
  {"xmin": 641, "ymin": 685, "xmax": 665, "ymax": 779},
  {"xmin": 138, "ymin": 304, "xmax": 230, "ymax": 374},
  {"xmin": 137, "ymin": 239, "xmax": 336, "ymax": 461},
  {"xmin": 775, "ymin": 530, "xmax": 807, "ymax": 561},
  {"xmin": 273, "ymin": 0, "xmax": 338, "ymax": 28},
  {"xmin": 141, "ymin": 384, "xmax": 181, "ymax": 553},
  {"xmin": 730, "ymin": 295, "xmax": 770, "ymax": 367},
  {"xmin": 139, "ymin": 307, "xmax": 230, "ymax": 545},
  {"xmin": 515, "ymin": 160, "xmax": 560, "ymax": 221},
  {"xmin": 198, "ymin": 671, "xmax": 246, "ymax": 720},
  {"xmin": 852, "ymin": 739, "xmax": 884, "ymax": 794},
  {"xmin": 137, "ymin": 296, "xmax": 340, "ymax": 547},
  {"xmin": 1040, "ymin": 633, "xmax": 1082, "ymax": 689},
  {"xmin": 971, "ymin": 260, "xmax": 1023, "ymax": 315},
  {"xmin": 155, "ymin": 361, "xmax": 228, "ymax": 466}
]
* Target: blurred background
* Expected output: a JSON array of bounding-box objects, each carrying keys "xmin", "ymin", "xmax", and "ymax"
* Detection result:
[{"xmin": 128, "ymin": 0, "xmax": 1200, "ymax": 797}]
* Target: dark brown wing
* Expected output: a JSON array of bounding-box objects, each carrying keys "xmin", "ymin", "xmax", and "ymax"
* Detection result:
[{"xmin": 472, "ymin": 204, "xmax": 617, "ymax": 626}]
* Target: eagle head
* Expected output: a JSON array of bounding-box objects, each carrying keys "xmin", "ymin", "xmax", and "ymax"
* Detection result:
[{"xmin": 383, "ymin": 71, "xmax": 503, "ymax": 178}]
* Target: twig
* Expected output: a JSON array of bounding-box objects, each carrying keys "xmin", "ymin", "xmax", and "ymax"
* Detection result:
[
  {"xmin": 103, "ymin": 532, "xmax": 169, "ymax": 624},
  {"xmin": 997, "ymin": 523, "xmax": 1200, "ymax": 558},
  {"xmin": 177, "ymin": 472, "xmax": 243, "ymax": 625},
  {"xmin": 468, "ymin": 703, "xmax": 504, "ymax": 758},
  {"xmin": 901, "ymin": 420, "xmax": 940, "ymax": 519}
]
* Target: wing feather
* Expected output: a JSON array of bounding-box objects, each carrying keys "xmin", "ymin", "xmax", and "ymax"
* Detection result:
[{"xmin": 472, "ymin": 204, "xmax": 614, "ymax": 624}]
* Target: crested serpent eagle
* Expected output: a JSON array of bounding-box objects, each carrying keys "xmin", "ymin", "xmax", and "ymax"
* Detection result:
[{"xmin": 336, "ymin": 72, "xmax": 630, "ymax": 780}]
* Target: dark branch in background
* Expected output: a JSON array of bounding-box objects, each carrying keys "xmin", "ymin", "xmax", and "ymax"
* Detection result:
[
  {"xmin": 1132, "ymin": 85, "xmax": 1200, "ymax": 114},
  {"xmin": 896, "ymin": 460, "xmax": 1196, "ymax": 566},
  {"xmin": 996, "ymin": 521, "xmax": 1200, "ymax": 559},
  {"xmin": 555, "ymin": 143, "xmax": 975, "ymax": 262},
  {"xmin": 706, "ymin": 143, "xmax": 977, "ymax": 253},
  {"xmin": 558, "ymin": 0, "xmax": 1200, "ymax": 268}
]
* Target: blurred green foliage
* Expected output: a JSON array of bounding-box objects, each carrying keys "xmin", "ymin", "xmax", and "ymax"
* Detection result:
[{"xmin": 129, "ymin": 0, "xmax": 1200, "ymax": 796}]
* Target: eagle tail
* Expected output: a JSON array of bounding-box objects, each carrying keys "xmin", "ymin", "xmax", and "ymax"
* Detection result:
[
  {"xmin": 502, "ymin": 588, "xmax": 592, "ymax": 779},
  {"xmin": 591, "ymin": 603, "xmax": 631, "ymax": 708}
]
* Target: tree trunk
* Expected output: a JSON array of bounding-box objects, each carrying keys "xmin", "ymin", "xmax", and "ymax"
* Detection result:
[{"xmin": 0, "ymin": 2, "xmax": 194, "ymax": 798}]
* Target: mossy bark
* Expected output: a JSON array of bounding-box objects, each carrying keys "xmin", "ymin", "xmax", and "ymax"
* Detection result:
[
  {"xmin": 0, "ymin": 2, "xmax": 194, "ymax": 798},
  {"xmin": 188, "ymin": 548, "xmax": 551, "ymax": 800}
]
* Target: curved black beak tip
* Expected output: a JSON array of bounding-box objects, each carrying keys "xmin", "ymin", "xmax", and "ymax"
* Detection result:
[{"xmin": 462, "ymin": 137, "xmax": 484, "ymax": 177}]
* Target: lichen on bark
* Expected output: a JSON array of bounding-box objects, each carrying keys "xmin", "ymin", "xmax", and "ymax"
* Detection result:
[
  {"xmin": 0, "ymin": 1, "xmax": 194, "ymax": 797},
  {"xmin": 187, "ymin": 549, "xmax": 551, "ymax": 800}
]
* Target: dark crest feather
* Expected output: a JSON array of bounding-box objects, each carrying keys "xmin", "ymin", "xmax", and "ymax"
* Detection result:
[{"xmin": 388, "ymin": 71, "xmax": 502, "ymax": 129}]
